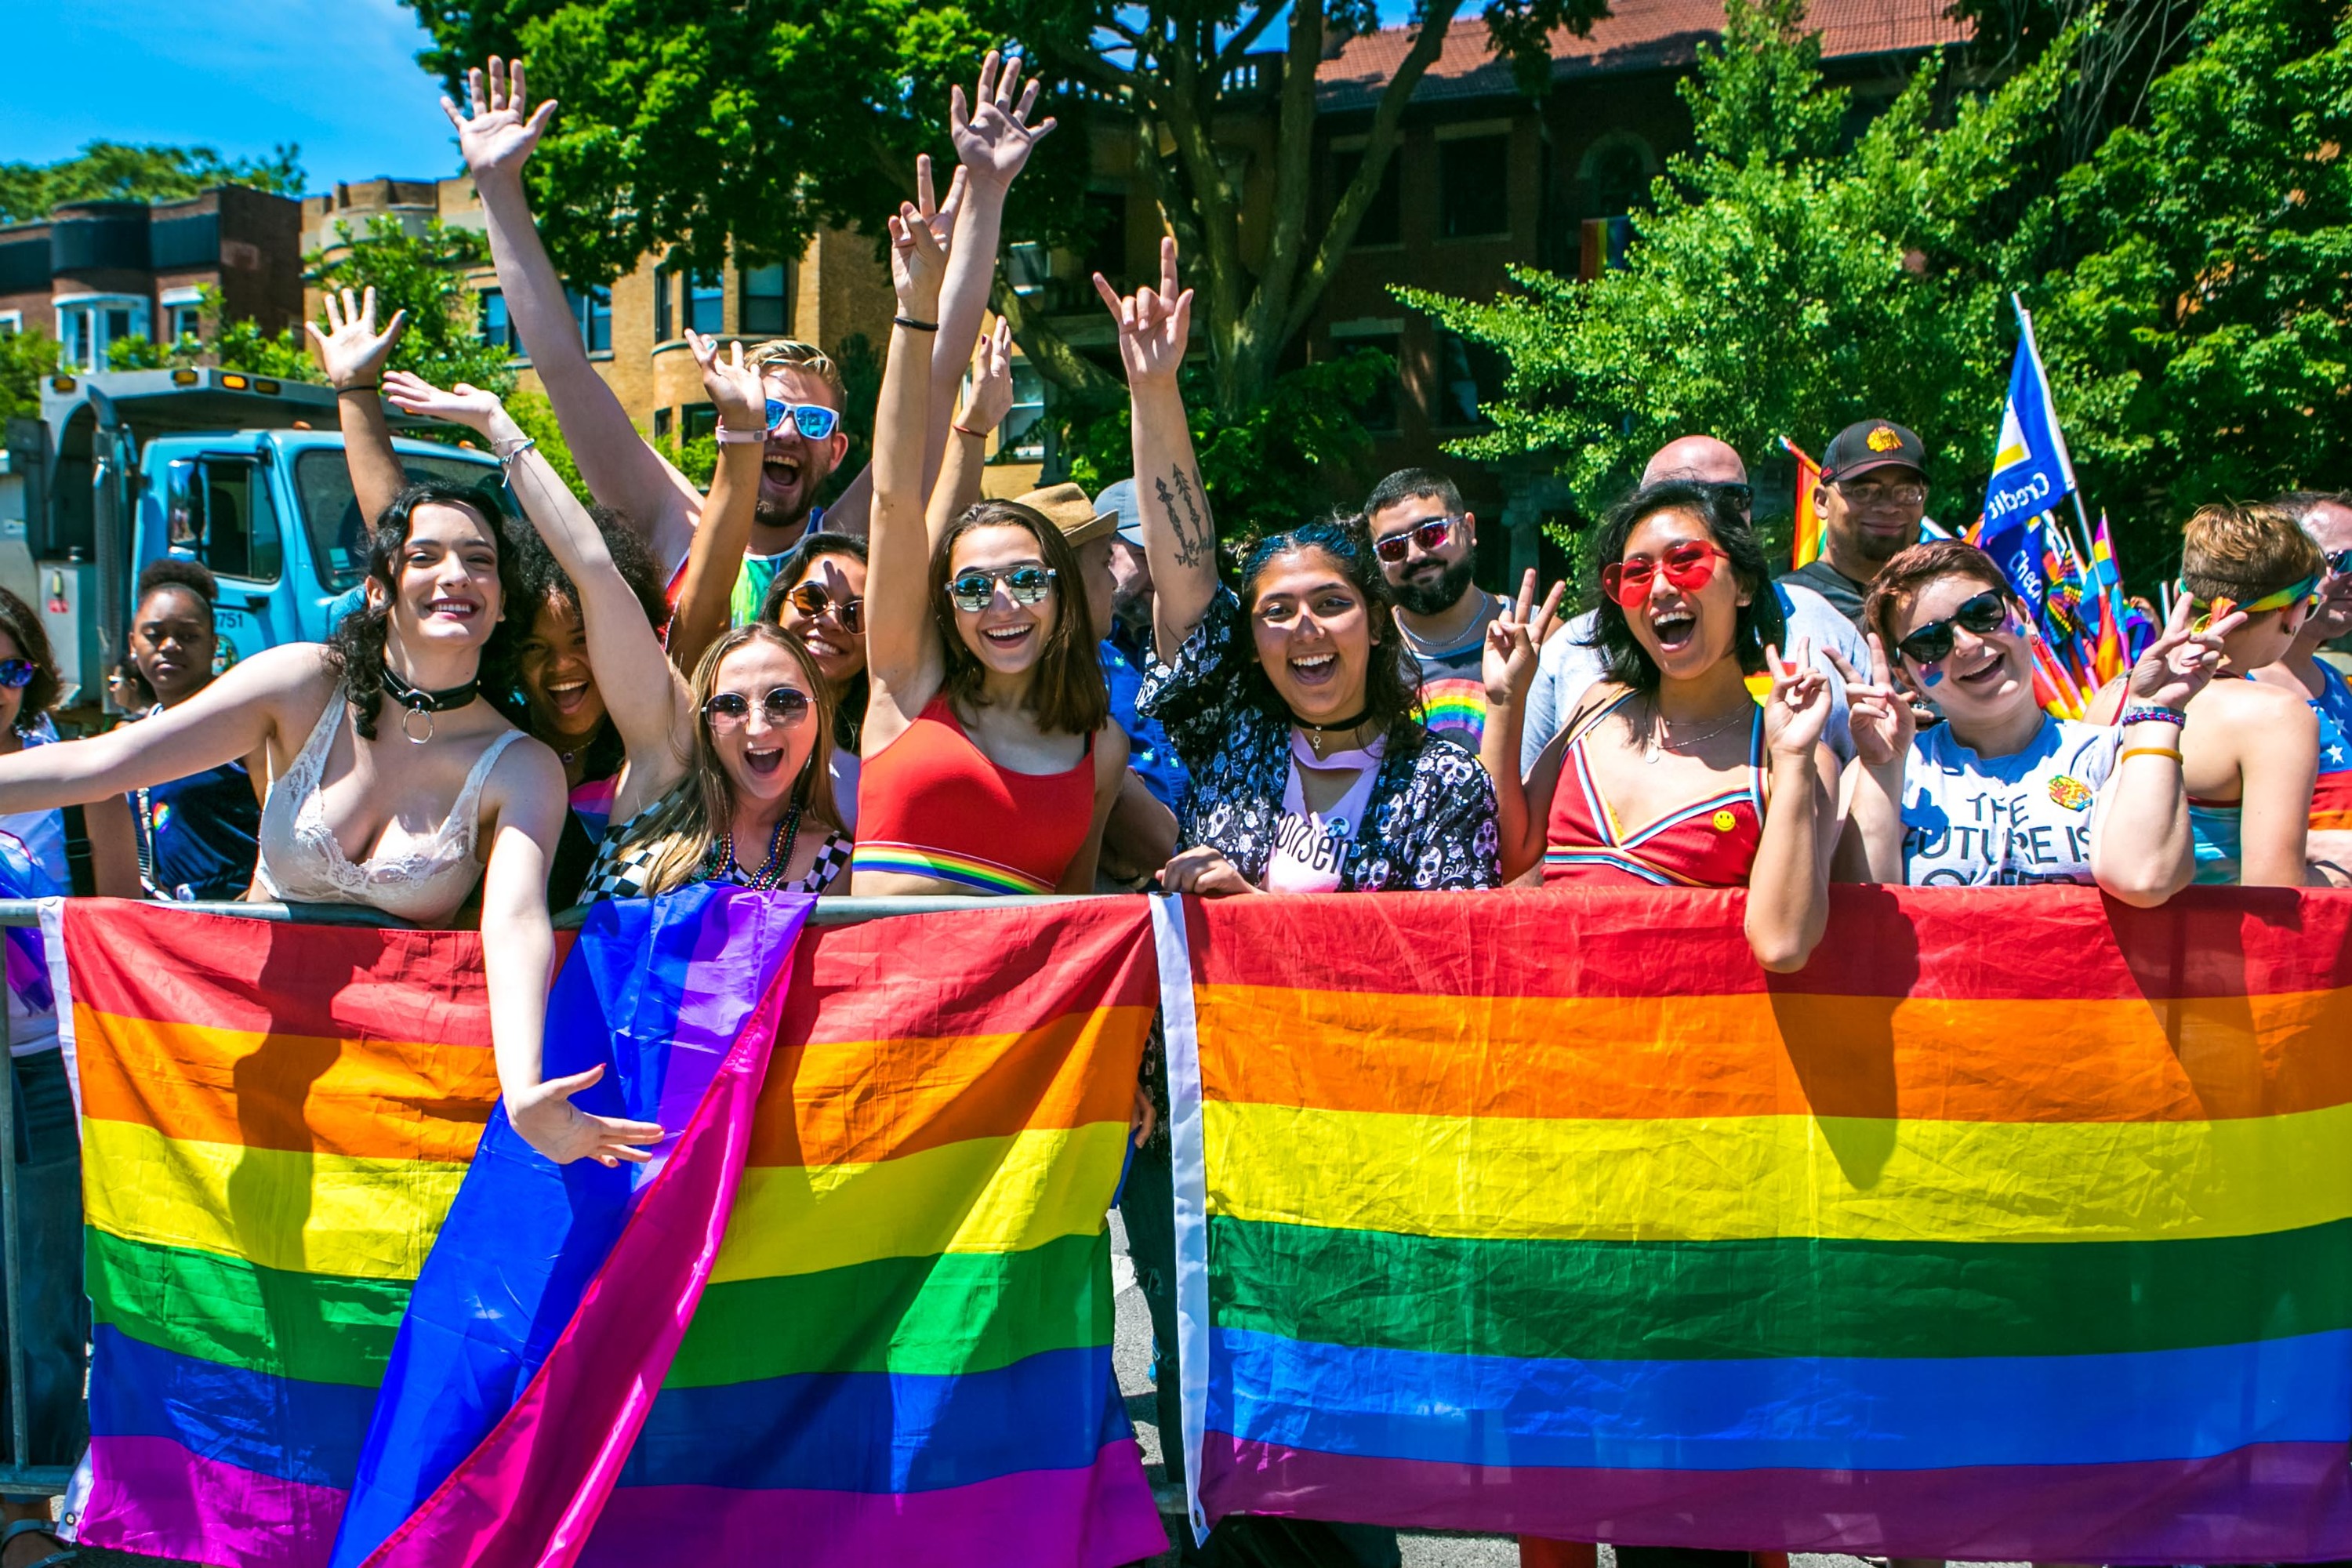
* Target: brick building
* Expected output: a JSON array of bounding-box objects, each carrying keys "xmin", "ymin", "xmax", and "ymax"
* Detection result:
[{"xmin": 0, "ymin": 187, "xmax": 303, "ymax": 369}]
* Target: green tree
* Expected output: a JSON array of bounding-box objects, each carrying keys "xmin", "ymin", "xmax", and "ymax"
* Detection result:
[
  {"xmin": 1403, "ymin": 0, "xmax": 2075, "ymax": 541},
  {"xmin": 0, "ymin": 141, "xmax": 303, "ymax": 223},
  {"xmin": 2040, "ymin": 0, "xmax": 2351, "ymax": 561},
  {"xmin": 0, "ymin": 328, "xmax": 60, "ymax": 423}
]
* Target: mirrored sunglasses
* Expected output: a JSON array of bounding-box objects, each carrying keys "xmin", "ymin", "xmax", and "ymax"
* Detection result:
[
  {"xmin": 1601, "ymin": 540, "xmax": 1726, "ymax": 610},
  {"xmin": 1372, "ymin": 516, "xmax": 1457, "ymax": 564},
  {"xmin": 764, "ymin": 400, "xmax": 841, "ymax": 441},
  {"xmin": 0, "ymin": 660, "xmax": 34, "ymax": 690},
  {"xmin": 702, "ymin": 686, "xmax": 813, "ymax": 730},
  {"xmin": 949, "ymin": 564, "xmax": 1057, "ymax": 612},
  {"xmin": 1896, "ymin": 589, "xmax": 2009, "ymax": 666}
]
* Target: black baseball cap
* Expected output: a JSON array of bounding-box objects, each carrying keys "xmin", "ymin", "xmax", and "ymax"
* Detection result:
[{"xmin": 1821, "ymin": 419, "xmax": 1929, "ymax": 484}]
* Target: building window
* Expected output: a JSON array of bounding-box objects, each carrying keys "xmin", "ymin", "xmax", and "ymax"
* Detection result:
[
  {"xmin": 1439, "ymin": 136, "xmax": 1511, "ymax": 239},
  {"xmin": 653, "ymin": 406, "xmax": 673, "ymax": 442},
  {"xmin": 739, "ymin": 263, "xmax": 791, "ymax": 337},
  {"xmin": 568, "ymin": 285, "xmax": 612, "ymax": 354},
  {"xmin": 0, "ymin": 311, "xmax": 19, "ymax": 337},
  {"xmin": 1005, "ymin": 361, "xmax": 1047, "ymax": 460},
  {"xmin": 480, "ymin": 287, "xmax": 522, "ymax": 354},
  {"xmin": 1332, "ymin": 147, "xmax": 1403, "ymax": 248},
  {"xmin": 682, "ymin": 403, "xmax": 720, "ymax": 443},
  {"xmin": 159, "ymin": 288, "xmax": 205, "ymax": 345},
  {"xmin": 686, "ymin": 272, "xmax": 724, "ymax": 337},
  {"xmin": 55, "ymin": 294, "xmax": 149, "ymax": 372},
  {"xmin": 1578, "ymin": 132, "xmax": 1657, "ymax": 218},
  {"xmin": 654, "ymin": 268, "xmax": 673, "ymax": 343},
  {"xmin": 1432, "ymin": 328, "xmax": 1506, "ymax": 429},
  {"xmin": 1330, "ymin": 327, "xmax": 1403, "ymax": 434}
]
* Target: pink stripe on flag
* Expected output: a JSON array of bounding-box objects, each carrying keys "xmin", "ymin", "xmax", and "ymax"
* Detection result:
[
  {"xmin": 82, "ymin": 1435, "xmax": 348, "ymax": 1568},
  {"xmin": 575, "ymin": 1440, "xmax": 1168, "ymax": 1568},
  {"xmin": 358, "ymin": 969, "xmax": 795, "ymax": 1568},
  {"xmin": 1202, "ymin": 1437, "xmax": 2352, "ymax": 1563}
]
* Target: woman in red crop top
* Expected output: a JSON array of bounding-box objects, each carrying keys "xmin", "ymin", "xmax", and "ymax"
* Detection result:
[
  {"xmin": 1482, "ymin": 480, "xmax": 1841, "ymax": 972},
  {"xmin": 854, "ymin": 159, "xmax": 1127, "ymax": 897}
]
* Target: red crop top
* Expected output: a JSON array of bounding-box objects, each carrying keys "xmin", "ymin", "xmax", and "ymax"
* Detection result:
[
  {"xmin": 1544, "ymin": 691, "xmax": 1766, "ymax": 888},
  {"xmin": 853, "ymin": 695, "xmax": 1094, "ymax": 895}
]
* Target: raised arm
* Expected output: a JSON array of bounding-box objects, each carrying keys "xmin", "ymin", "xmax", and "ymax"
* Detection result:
[
  {"xmin": 307, "ymin": 286, "xmax": 408, "ymax": 525},
  {"xmin": 446, "ymin": 57, "xmax": 702, "ymax": 570},
  {"xmin": 1097, "ymin": 238, "xmax": 1216, "ymax": 663},
  {"xmin": 666, "ymin": 332, "xmax": 772, "ymax": 671},
  {"xmin": 862, "ymin": 168, "xmax": 958, "ymax": 728},
  {"xmin": 1748, "ymin": 640, "xmax": 1838, "ymax": 972},
  {"xmin": 384, "ymin": 373, "xmax": 692, "ymax": 783},
  {"xmin": 1479, "ymin": 569, "xmax": 1566, "ymax": 879},
  {"xmin": 2091, "ymin": 597, "xmax": 2230, "ymax": 906},
  {"xmin": 931, "ymin": 318, "xmax": 1014, "ymax": 547}
]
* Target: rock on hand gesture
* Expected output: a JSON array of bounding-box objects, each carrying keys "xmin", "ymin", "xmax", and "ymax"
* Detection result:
[{"xmin": 1093, "ymin": 236, "xmax": 1192, "ymax": 389}]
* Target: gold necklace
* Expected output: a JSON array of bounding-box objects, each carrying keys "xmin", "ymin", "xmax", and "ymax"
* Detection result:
[{"xmin": 1640, "ymin": 695, "xmax": 1748, "ymax": 764}]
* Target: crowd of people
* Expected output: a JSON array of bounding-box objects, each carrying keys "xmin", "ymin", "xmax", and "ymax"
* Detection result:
[{"xmin": 0, "ymin": 46, "xmax": 2340, "ymax": 1568}]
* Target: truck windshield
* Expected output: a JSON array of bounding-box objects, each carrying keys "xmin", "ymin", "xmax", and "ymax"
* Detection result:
[{"xmin": 293, "ymin": 448, "xmax": 506, "ymax": 591}]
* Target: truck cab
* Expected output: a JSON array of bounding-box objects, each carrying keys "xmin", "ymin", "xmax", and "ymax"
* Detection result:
[{"xmin": 0, "ymin": 368, "xmax": 501, "ymax": 710}]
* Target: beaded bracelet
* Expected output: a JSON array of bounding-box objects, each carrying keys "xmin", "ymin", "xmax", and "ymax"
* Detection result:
[{"xmin": 2118, "ymin": 705, "xmax": 2187, "ymax": 728}]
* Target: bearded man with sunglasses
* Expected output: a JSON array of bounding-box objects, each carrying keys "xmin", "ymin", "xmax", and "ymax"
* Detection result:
[
  {"xmin": 1782, "ymin": 419, "xmax": 1934, "ymax": 629},
  {"xmin": 1365, "ymin": 469, "xmax": 1508, "ymax": 751}
]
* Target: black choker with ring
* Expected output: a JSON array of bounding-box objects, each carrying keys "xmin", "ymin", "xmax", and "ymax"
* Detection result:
[
  {"xmin": 1293, "ymin": 706, "xmax": 1373, "ymax": 761},
  {"xmin": 380, "ymin": 662, "xmax": 481, "ymax": 745}
]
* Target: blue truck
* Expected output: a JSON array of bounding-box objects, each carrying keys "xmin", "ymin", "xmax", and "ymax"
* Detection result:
[{"xmin": 0, "ymin": 366, "xmax": 500, "ymax": 713}]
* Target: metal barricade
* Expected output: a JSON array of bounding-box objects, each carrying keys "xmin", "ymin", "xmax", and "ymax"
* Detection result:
[{"xmin": 0, "ymin": 891, "xmax": 1095, "ymax": 1499}]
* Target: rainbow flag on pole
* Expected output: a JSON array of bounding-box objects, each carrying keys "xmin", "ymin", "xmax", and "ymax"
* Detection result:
[
  {"xmin": 1780, "ymin": 436, "xmax": 1824, "ymax": 568},
  {"xmin": 1155, "ymin": 886, "xmax": 2352, "ymax": 1562}
]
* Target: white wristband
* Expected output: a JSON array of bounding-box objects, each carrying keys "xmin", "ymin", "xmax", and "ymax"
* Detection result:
[{"xmin": 715, "ymin": 425, "xmax": 767, "ymax": 445}]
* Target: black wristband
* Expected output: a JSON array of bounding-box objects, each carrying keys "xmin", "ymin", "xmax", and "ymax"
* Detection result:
[
  {"xmin": 893, "ymin": 315, "xmax": 939, "ymax": 332},
  {"xmin": 335, "ymin": 381, "xmax": 380, "ymax": 394}
]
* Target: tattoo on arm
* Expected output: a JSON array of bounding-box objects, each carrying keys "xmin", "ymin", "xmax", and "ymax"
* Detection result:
[{"xmin": 1162, "ymin": 466, "xmax": 1210, "ymax": 569}]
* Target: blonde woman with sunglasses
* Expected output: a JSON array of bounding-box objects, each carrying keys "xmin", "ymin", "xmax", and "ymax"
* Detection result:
[{"xmin": 385, "ymin": 370, "xmax": 851, "ymax": 901}]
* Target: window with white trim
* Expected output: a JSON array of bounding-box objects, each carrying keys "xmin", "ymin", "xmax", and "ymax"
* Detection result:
[{"xmin": 56, "ymin": 294, "xmax": 150, "ymax": 371}]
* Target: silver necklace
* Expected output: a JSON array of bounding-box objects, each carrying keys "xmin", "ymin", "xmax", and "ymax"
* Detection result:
[{"xmin": 1641, "ymin": 695, "xmax": 1748, "ymax": 764}]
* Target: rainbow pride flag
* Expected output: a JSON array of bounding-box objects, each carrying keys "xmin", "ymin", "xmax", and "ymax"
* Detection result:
[
  {"xmin": 1155, "ymin": 886, "xmax": 2352, "ymax": 1562},
  {"xmin": 1780, "ymin": 436, "xmax": 1824, "ymax": 568},
  {"xmin": 62, "ymin": 895, "xmax": 1166, "ymax": 1568}
]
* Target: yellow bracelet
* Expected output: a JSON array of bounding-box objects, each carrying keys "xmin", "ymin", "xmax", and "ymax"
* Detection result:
[{"xmin": 2118, "ymin": 746, "xmax": 2183, "ymax": 764}]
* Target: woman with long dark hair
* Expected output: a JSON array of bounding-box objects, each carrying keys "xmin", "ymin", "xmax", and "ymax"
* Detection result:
[{"xmin": 760, "ymin": 531, "xmax": 869, "ymax": 829}]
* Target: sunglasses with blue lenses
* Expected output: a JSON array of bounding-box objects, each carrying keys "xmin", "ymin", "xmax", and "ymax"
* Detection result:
[
  {"xmin": 764, "ymin": 401, "xmax": 840, "ymax": 441},
  {"xmin": 0, "ymin": 659, "xmax": 35, "ymax": 690},
  {"xmin": 949, "ymin": 565, "xmax": 1057, "ymax": 612}
]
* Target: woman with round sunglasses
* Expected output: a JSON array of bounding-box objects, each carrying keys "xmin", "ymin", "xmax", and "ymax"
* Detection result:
[
  {"xmin": 382, "ymin": 373, "xmax": 851, "ymax": 903},
  {"xmin": 852, "ymin": 183, "xmax": 1127, "ymax": 898},
  {"xmin": 1831, "ymin": 541, "xmax": 2227, "ymax": 898},
  {"xmin": 1483, "ymin": 480, "xmax": 1837, "ymax": 971},
  {"xmin": 1104, "ymin": 240, "xmax": 1497, "ymax": 898},
  {"xmin": 2085, "ymin": 502, "xmax": 2323, "ymax": 886}
]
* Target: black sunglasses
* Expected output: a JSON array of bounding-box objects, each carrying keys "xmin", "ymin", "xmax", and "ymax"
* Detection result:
[
  {"xmin": 1896, "ymin": 590, "xmax": 2010, "ymax": 666},
  {"xmin": 784, "ymin": 581, "xmax": 864, "ymax": 633},
  {"xmin": 1372, "ymin": 516, "xmax": 1457, "ymax": 564},
  {"xmin": 1693, "ymin": 481, "xmax": 1754, "ymax": 513},
  {"xmin": 702, "ymin": 686, "xmax": 813, "ymax": 730}
]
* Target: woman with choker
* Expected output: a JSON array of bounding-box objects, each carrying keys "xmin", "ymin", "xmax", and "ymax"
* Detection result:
[
  {"xmin": 1105, "ymin": 240, "xmax": 1498, "ymax": 897},
  {"xmin": 385, "ymin": 362, "xmax": 851, "ymax": 903},
  {"xmin": 1483, "ymin": 479, "xmax": 1837, "ymax": 970},
  {"xmin": 0, "ymin": 481, "xmax": 649, "ymax": 1165}
]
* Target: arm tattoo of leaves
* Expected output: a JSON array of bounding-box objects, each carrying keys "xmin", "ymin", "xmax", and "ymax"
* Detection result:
[{"xmin": 1166, "ymin": 466, "xmax": 1210, "ymax": 568}]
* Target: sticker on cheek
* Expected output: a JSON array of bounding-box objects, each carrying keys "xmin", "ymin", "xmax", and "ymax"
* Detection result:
[{"xmin": 1922, "ymin": 667, "xmax": 1944, "ymax": 687}]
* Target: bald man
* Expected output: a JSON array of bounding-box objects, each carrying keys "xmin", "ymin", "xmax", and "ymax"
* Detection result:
[{"xmin": 1517, "ymin": 436, "xmax": 1869, "ymax": 774}]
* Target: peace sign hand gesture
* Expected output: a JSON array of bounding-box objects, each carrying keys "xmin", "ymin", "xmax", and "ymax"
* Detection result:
[
  {"xmin": 1093, "ymin": 236, "xmax": 1192, "ymax": 390},
  {"xmin": 1823, "ymin": 633, "xmax": 1914, "ymax": 768},
  {"xmin": 951, "ymin": 50, "xmax": 1058, "ymax": 190},
  {"xmin": 443, "ymin": 56, "xmax": 556, "ymax": 185},
  {"xmin": 305, "ymin": 286, "xmax": 407, "ymax": 392},
  {"xmin": 688, "ymin": 331, "xmax": 764, "ymax": 433},
  {"xmin": 2126, "ymin": 591, "xmax": 2240, "ymax": 714},
  {"xmin": 1761, "ymin": 637, "xmax": 1831, "ymax": 760},
  {"xmin": 1483, "ymin": 568, "xmax": 1566, "ymax": 707},
  {"xmin": 887, "ymin": 154, "xmax": 964, "ymax": 314}
]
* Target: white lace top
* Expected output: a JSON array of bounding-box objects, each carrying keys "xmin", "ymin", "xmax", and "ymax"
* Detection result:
[{"xmin": 256, "ymin": 686, "xmax": 525, "ymax": 925}]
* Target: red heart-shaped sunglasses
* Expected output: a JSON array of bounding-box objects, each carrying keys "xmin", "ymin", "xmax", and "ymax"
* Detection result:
[{"xmin": 1601, "ymin": 541, "xmax": 1728, "ymax": 610}]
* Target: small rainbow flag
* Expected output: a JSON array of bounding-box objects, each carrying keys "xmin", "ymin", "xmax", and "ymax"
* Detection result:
[
  {"xmin": 1155, "ymin": 886, "xmax": 2352, "ymax": 1562},
  {"xmin": 1780, "ymin": 436, "xmax": 1824, "ymax": 569}
]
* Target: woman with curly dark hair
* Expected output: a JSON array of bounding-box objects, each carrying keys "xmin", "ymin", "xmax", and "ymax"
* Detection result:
[
  {"xmin": 1104, "ymin": 240, "xmax": 1498, "ymax": 895},
  {"xmin": 0, "ymin": 484, "xmax": 651, "ymax": 1169}
]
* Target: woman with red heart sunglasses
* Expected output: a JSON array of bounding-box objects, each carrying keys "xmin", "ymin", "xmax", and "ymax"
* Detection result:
[{"xmin": 1481, "ymin": 479, "xmax": 1840, "ymax": 972}]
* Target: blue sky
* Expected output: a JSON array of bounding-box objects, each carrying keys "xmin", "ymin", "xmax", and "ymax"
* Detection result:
[{"xmin": 2, "ymin": 0, "xmax": 463, "ymax": 191}]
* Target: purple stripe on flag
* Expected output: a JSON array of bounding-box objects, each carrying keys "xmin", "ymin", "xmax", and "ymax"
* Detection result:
[
  {"xmin": 82, "ymin": 1435, "xmax": 349, "ymax": 1568},
  {"xmin": 1200, "ymin": 1437, "xmax": 2352, "ymax": 1563},
  {"xmin": 575, "ymin": 1440, "xmax": 1169, "ymax": 1568}
]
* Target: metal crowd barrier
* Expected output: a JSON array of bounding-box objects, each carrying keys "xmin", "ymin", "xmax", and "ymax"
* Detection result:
[{"xmin": 0, "ymin": 891, "xmax": 1094, "ymax": 1499}]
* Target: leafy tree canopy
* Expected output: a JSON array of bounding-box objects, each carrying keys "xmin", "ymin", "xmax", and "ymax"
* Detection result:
[{"xmin": 0, "ymin": 141, "xmax": 304, "ymax": 224}]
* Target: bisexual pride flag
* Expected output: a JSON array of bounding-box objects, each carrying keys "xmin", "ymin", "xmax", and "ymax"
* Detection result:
[{"xmin": 1156, "ymin": 885, "xmax": 2352, "ymax": 1563}]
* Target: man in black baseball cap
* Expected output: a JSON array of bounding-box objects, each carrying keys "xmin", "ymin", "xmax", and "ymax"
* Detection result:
[{"xmin": 1780, "ymin": 418, "xmax": 1930, "ymax": 628}]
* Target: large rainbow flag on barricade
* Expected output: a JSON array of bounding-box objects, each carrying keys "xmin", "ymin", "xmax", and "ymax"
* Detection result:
[
  {"xmin": 1154, "ymin": 885, "xmax": 2352, "ymax": 1563},
  {"xmin": 53, "ymin": 891, "xmax": 1164, "ymax": 1568}
]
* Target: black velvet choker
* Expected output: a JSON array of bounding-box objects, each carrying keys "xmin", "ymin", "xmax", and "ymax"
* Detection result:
[{"xmin": 380, "ymin": 662, "xmax": 479, "ymax": 742}]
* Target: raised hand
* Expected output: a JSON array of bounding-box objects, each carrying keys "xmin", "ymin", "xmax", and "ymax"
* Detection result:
[
  {"xmin": 956, "ymin": 318, "xmax": 1016, "ymax": 435},
  {"xmin": 1483, "ymin": 568, "xmax": 1566, "ymax": 706},
  {"xmin": 442, "ymin": 56, "xmax": 556, "ymax": 184},
  {"xmin": 887, "ymin": 154, "xmax": 963, "ymax": 311},
  {"xmin": 2127, "ymin": 591, "xmax": 2241, "ymax": 713},
  {"xmin": 384, "ymin": 371, "xmax": 504, "ymax": 434},
  {"xmin": 1823, "ymin": 633, "xmax": 1914, "ymax": 768},
  {"xmin": 305, "ymin": 286, "xmax": 407, "ymax": 390},
  {"xmin": 1761, "ymin": 637, "xmax": 1831, "ymax": 758},
  {"xmin": 506, "ymin": 1062, "xmax": 666, "ymax": 1168},
  {"xmin": 951, "ymin": 49, "xmax": 1058, "ymax": 189},
  {"xmin": 1094, "ymin": 235, "xmax": 1192, "ymax": 389},
  {"xmin": 688, "ymin": 331, "xmax": 764, "ymax": 433}
]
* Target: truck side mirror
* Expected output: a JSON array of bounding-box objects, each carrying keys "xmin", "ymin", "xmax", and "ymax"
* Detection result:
[{"xmin": 164, "ymin": 459, "xmax": 204, "ymax": 550}]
